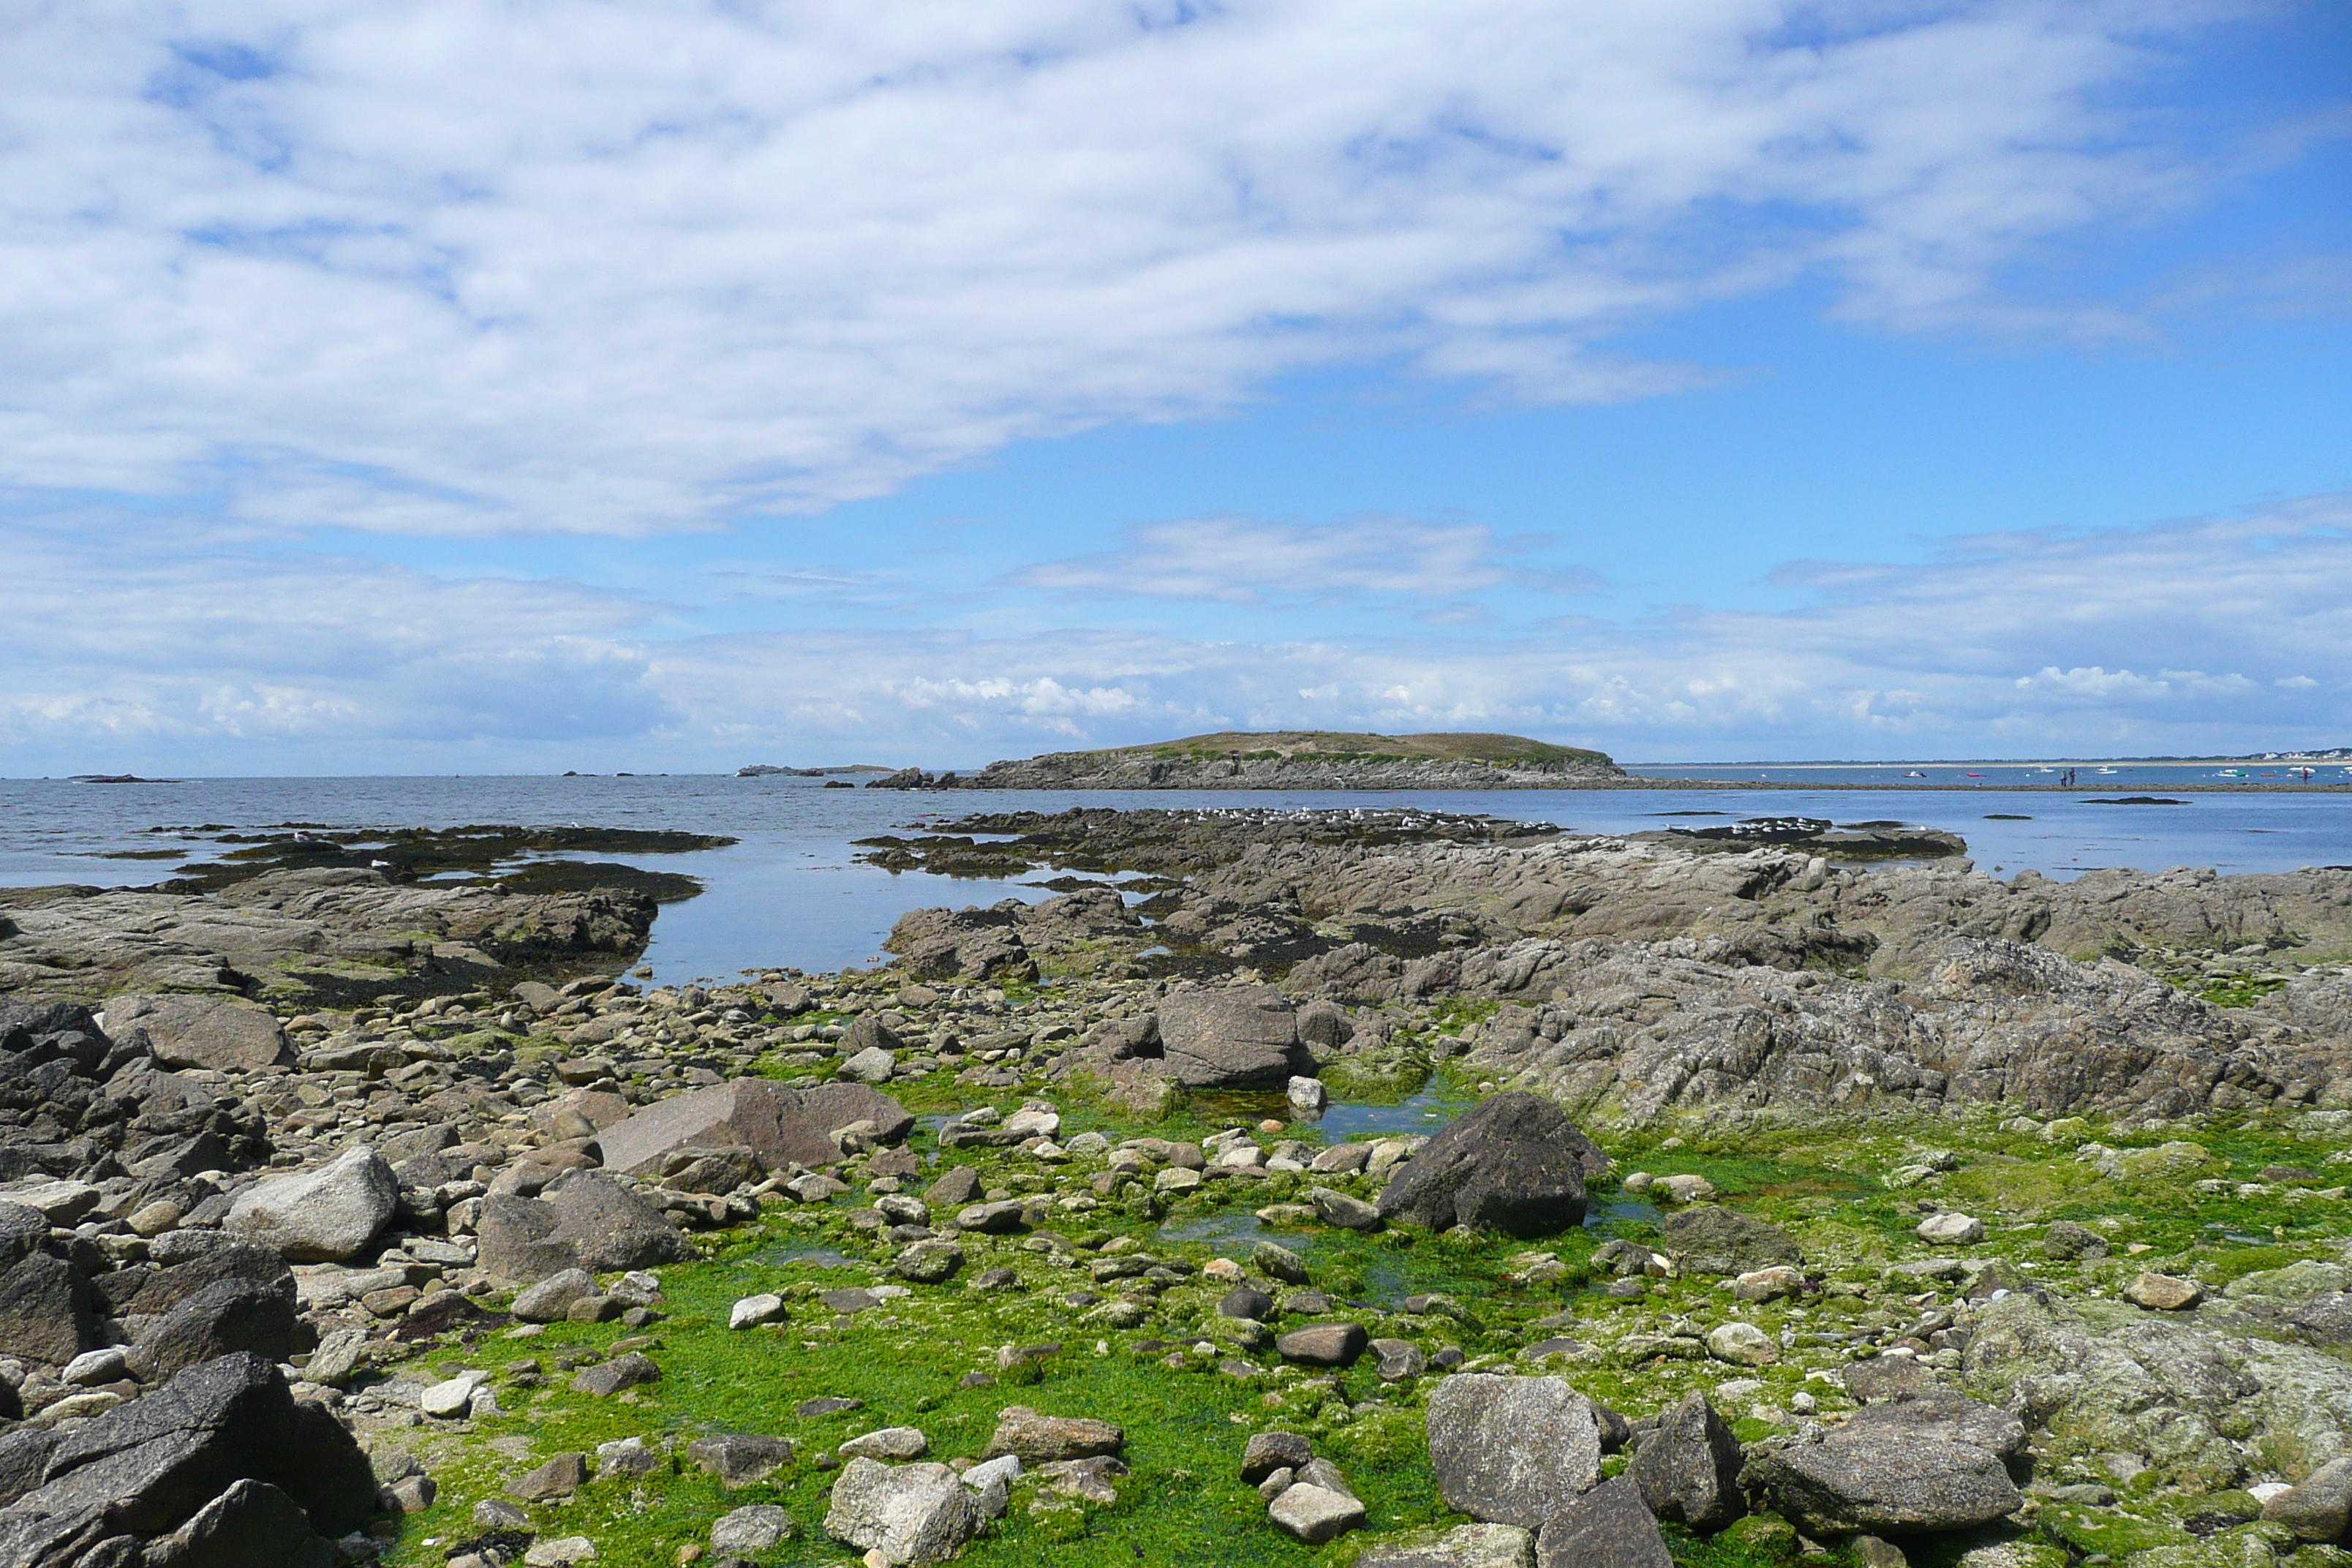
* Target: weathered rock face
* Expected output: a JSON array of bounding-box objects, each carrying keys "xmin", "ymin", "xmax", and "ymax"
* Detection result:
[
  {"xmin": 1354, "ymin": 1523, "xmax": 1536, "ymax": 1568},
  {"xmin": 0, "ymin": 1353, "xmax": 374, "ymax": 1564},
  {"xmin": 884, "ymin": 904, "xmax": 1039, "ymax": 983},
  {"xmin": 0, "ymin": 1002, "xmax": 271, "ymax": 1190},
  {"xmin": 594, "ymin": 1079, "xmax": 915, "ymax": 1177},
  {"xmin": 823, "ymin": 1458, "xmax": 982, "ymax": 1565},
  {"xmin": 1754, "ymin": 1391, "xmax": 2024, "ymax": 1535},
  {"xmin": 100, "ymin": 995, "xmax": 290, "ymax": 1072},
  {"xmin": 0, "ymin": 1251, "xmax": 97, "ymax": 1365},
  {"xmin": 1376, "ymin": 1092, "xmax": 1591, "ymax": 1236},
  {"xmin": 1425, "ymin": 1375, "xmax": 1602, "ymax": 1529},
  {"xmin": 1422, "ymin": 932, "xmax": 2344, "ymax": 1126},
  {"xmin": 1964, "ymin": 1289, "xmax": 2352, "ymax": 1487},
  {"xmin": 224, "ymin": 1147, "xmax": 399, "ymax": 1263},
  {"xmin": 0, "ymin": 866, "xmax": 655, "ymax": 1004},
  {"xmin": 474, "ymin": 1172, "xmax": 693, "ymax": 1285},
  {"xmin": 129, "ymin": 1277, "xmax": 298, "ymax": 1384},
  {"xmin": 1155, "ymin": 987, "xmax": 1313, "ymax": 1088}
]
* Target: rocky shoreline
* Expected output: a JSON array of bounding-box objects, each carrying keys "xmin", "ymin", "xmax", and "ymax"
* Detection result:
[{"xmin": 3, "ymin": 811, "xmax": 2352, "ymax": 1568}]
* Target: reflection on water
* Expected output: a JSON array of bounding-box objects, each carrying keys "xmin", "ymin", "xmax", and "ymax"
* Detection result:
[{"xmin": 1316, "ymin": 1086, "xmax": 1462, "ymax": 1138}]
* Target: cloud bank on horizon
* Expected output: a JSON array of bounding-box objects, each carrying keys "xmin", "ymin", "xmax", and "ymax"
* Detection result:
[{"xmin": 3, "ymin": 0, "xmax": 2345, "ymax": 770}]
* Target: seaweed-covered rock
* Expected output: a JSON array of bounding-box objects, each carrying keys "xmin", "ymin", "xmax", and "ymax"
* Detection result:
[{"xmin": 1659, "ymin": 1207, "xmax": 1801, "ymax": 1277}]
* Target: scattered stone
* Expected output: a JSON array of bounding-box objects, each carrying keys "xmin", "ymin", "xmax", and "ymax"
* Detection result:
[
  {"xmin": 571, "ymin": 1352, "xmax": 661, "ymax": 1396},
  {"xmin": 711, "ymin": 1504, "xmax": 796, "ymax": 1554},
  {"xmin": 509, "ymin": 1452, "xmax": 591, "ymax": 1501},
  {"xmin": 1276, "ymin": 1323, "xmax": 1368, "ymax": 1367},
  {"xmin": 1269, "ymin": 1482, "xmax": 1365, "ymax": 1543},
  {"xmin": 1659, "ymin": 1207, "xmax": 1801, "ymax": 1276},
  {"xmin": 2122, "ymin": 1272, "xmax": 2204, "ymax": 1311},
  {"xmin": 729, "ymin": 1293, "xmax": 787, "ymax": 1330},
  {"xmin": 983, "ymin": 1406, "xmax": 1123, "ymax": 1464},
  {"xmin": 1917, "ymin": 1211, "xmax": 1986, "ymax": 1245},
  {"xmin": 514, "ymin": 1269, "xmax": 599, "ymax": 1323},
  {"xmin": 1242, "ymin": 1432, "xmax": 1313, "ymax": 1484},
  {"xmin": 840, "ymin": 1427, "xmax": 930, "ymax": 1460},
  {"xmin": 1705, "ymin": 1322, "xmax": 1778, "ymax": 1366},
  {"xmin": 688, "ymin": 1433, "xmax": 794, "ymax": 1487}
]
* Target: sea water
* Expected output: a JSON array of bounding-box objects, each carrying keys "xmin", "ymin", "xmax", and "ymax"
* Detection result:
[{"xmin": 0, "ymin": 772, "xmax": 2343, "ymax": 985}]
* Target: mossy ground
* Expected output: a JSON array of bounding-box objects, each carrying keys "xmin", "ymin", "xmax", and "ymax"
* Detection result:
[{"xmin": 369, "ymin": 1047, "xmax": 2352, "ymax": 1568}]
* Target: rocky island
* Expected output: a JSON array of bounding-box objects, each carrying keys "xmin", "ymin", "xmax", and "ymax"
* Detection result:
[
  {"xmin": 872, "ymin": 731, "xmax": 1626, "ymax": 791},
  {"xmin": 4, "ymin": 807, "xmax": 2352, "ymax": 1568}
]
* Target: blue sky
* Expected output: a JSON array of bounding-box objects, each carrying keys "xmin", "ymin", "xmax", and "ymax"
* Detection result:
[{"xmin": 3, "ymin": 1, "xmax": 2347, "ymax": 773}]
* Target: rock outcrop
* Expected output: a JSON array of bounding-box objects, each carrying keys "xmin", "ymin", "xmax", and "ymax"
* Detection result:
[{"xmin": 1375, "ymin": 1092, "xmax": 1592, "ymax": 1235}]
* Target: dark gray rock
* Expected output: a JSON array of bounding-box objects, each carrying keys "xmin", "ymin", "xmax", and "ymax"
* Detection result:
[
  {"xmin": 1425, "ymin": 1375, "xmax": 1602, "ymax": 1528},
  {"xmin": 94, "ymin": 1241, "xmax": 292, "ymax": 1322},
  {"xmin": 1627, "ymin": 1391, "xmax": 1743, "ymax": 1531},
  {"xmin": 541, "ymin": 1173, "xmax": 695, "ymax": 1272},
  {"xmin": 0, "ymin": 1428, "xmax": 61, "ymax": 1509},
  {"xmin": 1155, "ymin": 988, "xmax": 1312, "ymax": 1088},
  {"xmin": 1219, "ymin": 1284, "xmax": 1273, "ymax": 1322},
  {"xmin": 687, "ymin": 1434, "xmax": 794, "ymax": 1488},
  {"xmin": 1276, "ymin": 1324, "xmax": 1367, "ymax": 1367},
  {"xmin": 20, "ymin": 1352, "xmax": 374, "ymax": 1549},
  {"xmin": 1376, "ymin": 1092, "xmax": 1589, "ymax": 1236},
  {"xmin": 130, "ymin": 1278, "xmax": 298, "ymax": 1384},
  {"xmin": 1242, "ymin": 1432, "xmax": 1313, "ymax": 1484},
  {"xmin": 1658, "ymin": 1206, "xmax": 1801, "ymax": 1276},
  {"xmin": 473, "ymin": 1192, "xmax": 580, "ymax": 1286},
  {"xmin": 507, "ymin": 1452, "xmax": 589, "ymax": 1501},
  {"xmin": 570, "ymin": 1352, "xmax": 660, "ymax": 1396},
  {"xmin": 1533, "ymin": 1476, "xmax": 1670, "ymax": 1568},
  {"xmin": 0, "ymin": 1203, "xmax": 45, "ymax": 1271},
  {"xmin": 135, "ymin": 1477, "xmax": 336, "ymax": 1568},
  {"xmin": 0, "ymin": 1251, "xmax": 96, "ymax": 1366}
]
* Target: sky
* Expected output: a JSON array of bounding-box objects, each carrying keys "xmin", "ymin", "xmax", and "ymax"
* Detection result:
[{"xmin": 3, "ymin": 0, "xmax": 2348, "ymax": 774}]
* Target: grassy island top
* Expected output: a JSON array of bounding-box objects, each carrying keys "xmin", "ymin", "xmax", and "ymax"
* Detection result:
[{"xmin": 1047, "ymin": 728, "xmax": 1616, "ymax": 768}]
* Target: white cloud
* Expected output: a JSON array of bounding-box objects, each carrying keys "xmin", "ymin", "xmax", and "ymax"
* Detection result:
[
  {"xmin": 9, "ymin": 492, "xmax": 2350, "ymax": 770},
  {"xmin": 1014, "ymin": 513, "xmax": 1581, "ymax": 602},
  {"xmin": 0, "ymin": 0, "xmax": 2273, "ymax": 535}
]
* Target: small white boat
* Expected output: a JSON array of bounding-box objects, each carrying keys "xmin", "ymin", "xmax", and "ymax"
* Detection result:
[{"xmin": 1904, "ymin": 770, "xmax": 1926, "ymax": 779}]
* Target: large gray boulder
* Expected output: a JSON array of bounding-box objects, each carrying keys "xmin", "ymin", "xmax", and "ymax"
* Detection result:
[
  {"xmin": 1425, "ymin": 1375, "xmax": 1602, "ymax": 1528},
  {"xmin": 1155, "ymin": 987, "xmax": 1313, "ymax": 1088},
  {"xmin": 594, "ymin": 1079, "xmax": 914, "ymax": 1177},
  {"xmin": 1533, "ymin": 1476, "xmax": 1670, "ymax": 1568},
  {"xmin": 475, "ymin": 1174, "xmax": 693, "ymax": 1286},
  {"xmin": 1754, "ymin": 1390, "xmax": 2024, "ymax": 1535},
  {"xmin": 1377, "ymin": 1093, "xmax": 1590, "ymax": 1236},
  {"xmin": 823, "ymin": 1458, "xmax": 982, "ymax": 1564},
  {"xmin": 224, "ymin": 1147, "xmax": 398, "ymax": 1262},
  {"xmin": 1628, "ymin": 1391, "xmax": 1744, "ymax": 1531},
  {"xmin": 102, "ymin": 995, "xmax": 290, "ymax": 1072}
]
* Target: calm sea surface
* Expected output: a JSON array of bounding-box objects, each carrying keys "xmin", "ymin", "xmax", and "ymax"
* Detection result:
[{"xmin": 1, "ymin": 771, "xmax": 2345, "ymax": 985}]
